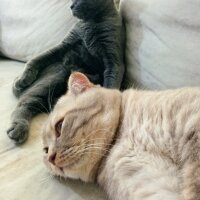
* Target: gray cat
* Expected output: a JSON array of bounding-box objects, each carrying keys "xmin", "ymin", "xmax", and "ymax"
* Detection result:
[{"xmin": 7, "ymin": 0, "xmax": 125, "ymax": 144}]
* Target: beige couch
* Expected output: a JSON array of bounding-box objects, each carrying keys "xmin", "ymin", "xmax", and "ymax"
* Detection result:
[{"xmin": 0, "ymin": 0, "xmax": 200, "ymax": 200}]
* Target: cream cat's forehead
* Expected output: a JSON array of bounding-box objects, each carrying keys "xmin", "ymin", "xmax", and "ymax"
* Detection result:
[
  {"xmin": 56, "ymin": 94, "xmax": 74, "ymax": 109},
  {"xmin": 50, "ymin": 90, "xmax": 98, "ymax": 122},
  {"xmin": 60, "ymin": 89, "xmax": 101, "ymax": 106},
  {"xmin": 49, "ymin": 95, "xmax": 75, "ymax": 124}
]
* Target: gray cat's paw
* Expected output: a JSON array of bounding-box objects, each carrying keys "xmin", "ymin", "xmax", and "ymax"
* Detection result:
[
  {"xmin": 12, "ymin": 77, "xmax": 25, "ymax": 98},
  {"xmin": 7, "ymin": 121, "xmax": 29, "ymax": 144},
  {"xmin": 13, "ymin": 69, "xmax": 38, "ymax": 97}
]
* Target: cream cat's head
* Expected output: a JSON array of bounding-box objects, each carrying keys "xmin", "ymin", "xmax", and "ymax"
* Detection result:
[{"xmin": 42, "ymin": 72, "xmax": 121, "ymax": 182}]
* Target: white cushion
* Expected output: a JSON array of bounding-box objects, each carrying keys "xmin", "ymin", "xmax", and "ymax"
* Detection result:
[
  {"xmin": 120, "ymin": 0, "xmax": 200, "ymax": 89},
  {"xmin": 0, "ymin": 0, "xmax": 77, "ymax": 62}
]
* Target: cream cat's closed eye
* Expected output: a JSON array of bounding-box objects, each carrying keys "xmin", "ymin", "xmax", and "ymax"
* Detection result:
[
  {"xmin": 42, "ymin": 72, "xmax": 200, "ymax": 200},
  {"xmin": 55, "ymin": 119, "xmax": 63, "ymax": 138}
]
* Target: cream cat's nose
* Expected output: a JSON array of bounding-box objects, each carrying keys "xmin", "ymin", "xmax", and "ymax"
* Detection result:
[{"xmin": 48, "ymin": 153, "xmax": 56, "ymax": 165}]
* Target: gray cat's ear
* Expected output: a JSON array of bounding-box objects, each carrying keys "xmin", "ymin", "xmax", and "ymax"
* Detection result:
[{"xmin": 68, "ymin": 72, "xmax": 93, "ymax": 95}]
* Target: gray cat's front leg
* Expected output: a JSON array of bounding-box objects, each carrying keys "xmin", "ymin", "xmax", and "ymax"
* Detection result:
[
  {"xmin": 13, "ymin": 43, "xmax": 66, "ymax": 97},
  {"xmin": 103, "ymin": 58, "xmax": 124, "ymax": 89},
  {"xmin": 8, "ymin": 66, "xmax": 68, "ymax": 144},
  {"xmin": 7, "ymin": 93, "xmax": 48, "ymax": 144},
  {"xmin": 7, "ymin": 102, "xmax": 34, "ymax": 144}
]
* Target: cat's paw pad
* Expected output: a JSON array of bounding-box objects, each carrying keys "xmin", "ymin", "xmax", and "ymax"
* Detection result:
[{"xmin": 7, "ymin": 121, "xmax": 29, "ymax": 144}]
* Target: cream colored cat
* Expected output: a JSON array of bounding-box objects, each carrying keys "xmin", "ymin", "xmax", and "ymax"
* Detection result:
[{"xmin": 42, "ymin": 72, "xmax": 200, "ymax": 200}]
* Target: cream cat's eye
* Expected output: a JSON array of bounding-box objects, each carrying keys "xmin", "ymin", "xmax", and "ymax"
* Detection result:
[{"xmin": 55, "ymin": 119, "xmax": 64, "ymax": 138}]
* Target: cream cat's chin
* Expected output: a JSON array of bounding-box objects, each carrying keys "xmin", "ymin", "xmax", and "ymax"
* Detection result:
[{"xmin": 42, "ymin": 72, "xmax": 200, "ymax": 200}]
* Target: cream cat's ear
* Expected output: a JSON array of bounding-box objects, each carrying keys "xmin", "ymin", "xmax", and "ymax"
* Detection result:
[{"xmin": 68, "ymin": 72, "xmax": 94, "ymax": 95}]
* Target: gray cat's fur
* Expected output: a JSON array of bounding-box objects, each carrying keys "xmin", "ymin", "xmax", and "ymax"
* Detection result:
[{"xmin": 7, "ymin": 0, "xmax": 125, "ymax": 144}]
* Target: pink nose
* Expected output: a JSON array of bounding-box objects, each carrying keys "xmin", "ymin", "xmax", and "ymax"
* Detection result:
[{"xmin": 48, "ymin": 153, "xmax": 56, "ymax": 165}]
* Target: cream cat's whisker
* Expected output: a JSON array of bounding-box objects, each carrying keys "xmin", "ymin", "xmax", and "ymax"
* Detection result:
[
  {"xmin": 77, "ymin": 151, "xmax": 109, "ymax": 158},
  {"xmin": 80, "ymin": 128, "xmax": 113, "ymax": 142},
  {"xmin": 49, "ymin": 85, "xmax": 56, "ymax": 111},
  {"xmin": 60, "ymin": 143, "xmax": 111, "ymax": 157},
  {"xmin": 39, "ymin": 174, "xmax": 54, "ymax": 185},
  {"xmin": 69, "ymin": 128, "xmax": 112, "ymax": 147},
  {"xmin": 34, "ymin": 99, "xmax": 50, "ymax": 114},
  {"xmin": 77, "ymin": 138, "xmax": 112, "ymax": 147},
  {"xmin": 61, "ymin": 145, "xmax": 111, "ymax": 160},
  {"xmin": 84, "ymin": 146, "xmax": 110, "ymax": 152},
  {"xmin": 27, "ymin": 105, "xmax": 48, "ymax": 115},
  {"xmin": 49, "ymin": 84, "xmax": 56, "ymax": 112},
  {"xmin": 48, "ymin": 85, "xmax": 52, "ymax": 112},
  {"xmin": 75, "ymin": 146, "xmax": 111, "ymax": 156},
  {"xmin": 86, "ymin": 142, "xmax": 112, "ymax": 146},
  {"xmin": 62, "ymin": 142, "xmax": 112, "ymax": 154},
  {"xmin": 65, "ymin": 149, "xmax": 109, "ymax": 160},
  {"xmin": 79, "ymin": 143, "xmax": 112, "ymax": 151}
]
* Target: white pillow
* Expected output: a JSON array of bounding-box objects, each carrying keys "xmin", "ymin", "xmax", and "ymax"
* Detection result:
[
  {"xmin": 120, "ymin": 0, "xmax": 200, "ymax": 89},
  {"xmin": 0, "ymin": 0, "xmax": 77, "ymax": 62}
]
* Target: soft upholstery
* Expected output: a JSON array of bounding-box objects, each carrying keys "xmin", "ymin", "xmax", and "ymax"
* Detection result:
[
  {"xmin": 0, "ymin": 0, "xmax": 77, "ymax": 62},
  {"xmin": 120, "ymin": 0, "xmax": 200, "ymax": 89}
]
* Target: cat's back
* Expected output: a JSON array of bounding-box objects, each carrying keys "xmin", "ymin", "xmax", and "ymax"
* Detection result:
[
  {"xmin": 122, "ymin": 87, "xmax": 200, "ymax": 127},
  {"xmin": 98, "ymin": 87, "xmax": 200, "ymax": 200},
  {"xmin": 122, "ymin": 87, "xmax": 200, "ymax": 119},
  {"xmin": 121, "ymin": 87, "xmax": 200, "ymax": 159}
]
